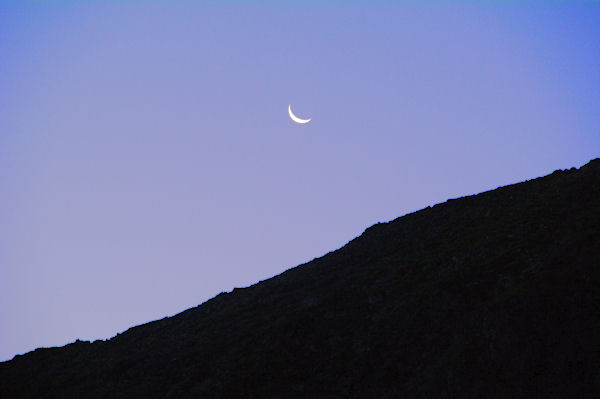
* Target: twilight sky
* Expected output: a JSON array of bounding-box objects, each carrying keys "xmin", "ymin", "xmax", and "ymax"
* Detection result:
[{"xmin": 1, "ymin": 1, "xmax": 599, "ymax": 361}]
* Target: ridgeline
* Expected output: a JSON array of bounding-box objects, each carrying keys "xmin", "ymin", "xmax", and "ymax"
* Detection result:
[{"xmin": 2, "ymin": 159, "xmax": 599, "ymax": 398}]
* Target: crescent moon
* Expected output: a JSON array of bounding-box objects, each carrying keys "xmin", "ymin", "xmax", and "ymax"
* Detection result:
[{"xmin": 288, "ymin": 104, "xmax": 311, "ymax": 124}]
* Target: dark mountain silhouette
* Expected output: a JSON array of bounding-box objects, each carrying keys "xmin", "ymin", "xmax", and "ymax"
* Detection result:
[{"xmin": 2, "ymin": 159, "xmax": 599, "ymax": 398}]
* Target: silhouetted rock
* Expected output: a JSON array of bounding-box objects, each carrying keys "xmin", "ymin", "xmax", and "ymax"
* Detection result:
[{"xmin": 2, "ymin": 159, "xmax": 599, "ymax": 398}]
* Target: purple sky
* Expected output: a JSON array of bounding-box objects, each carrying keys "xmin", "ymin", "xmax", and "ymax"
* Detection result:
[{"xmin": 1, "ymin": 2, "xmax": 599, "ymax": 361}]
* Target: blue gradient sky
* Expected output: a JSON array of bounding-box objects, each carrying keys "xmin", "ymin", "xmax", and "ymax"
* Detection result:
[{"xmin": 1, "ymin": 1, "xmax": 599, "ymax": 361}]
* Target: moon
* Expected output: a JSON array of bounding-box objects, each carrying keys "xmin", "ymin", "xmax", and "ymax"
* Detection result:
[{"xmin": 288, "ymin": 104, "xmax": 311, "ymax": 124}]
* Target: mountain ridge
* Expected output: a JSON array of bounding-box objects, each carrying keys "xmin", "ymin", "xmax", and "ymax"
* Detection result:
[{"xmin": 2, "ymin": 158, "xmax": 599, "ymax": 398}]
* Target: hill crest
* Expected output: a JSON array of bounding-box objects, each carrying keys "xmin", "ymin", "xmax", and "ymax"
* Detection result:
[{"xmin": 2, "ymin": 158, "xmax": 599, "ymax": 398}]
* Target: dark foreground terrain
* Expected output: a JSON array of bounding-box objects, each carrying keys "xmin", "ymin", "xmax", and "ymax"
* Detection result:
[{"xmin": 2, "ymin": 159, "xmax": 599, "ymax": 398}]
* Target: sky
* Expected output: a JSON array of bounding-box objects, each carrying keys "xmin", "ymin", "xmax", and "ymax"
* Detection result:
[{"xmin": 1, "ymin": 1, "xmax": 599, "ymax": 362}]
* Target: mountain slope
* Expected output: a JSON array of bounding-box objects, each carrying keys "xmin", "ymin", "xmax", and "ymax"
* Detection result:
[{"xmin": 2, "ymin": 159, "xmax": 599, "ymax": 398}]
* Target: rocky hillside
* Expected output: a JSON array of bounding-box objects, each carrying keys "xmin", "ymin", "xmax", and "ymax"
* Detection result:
[{"xmin": 2, "ymin": 159, "xmax": 599, "ymax": 398}]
